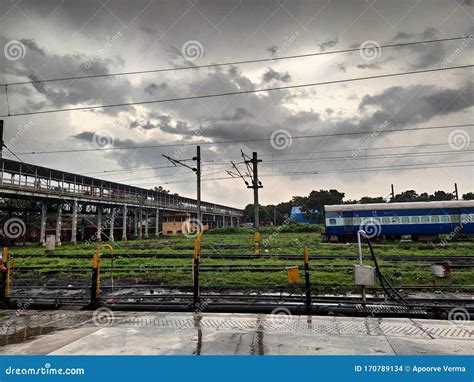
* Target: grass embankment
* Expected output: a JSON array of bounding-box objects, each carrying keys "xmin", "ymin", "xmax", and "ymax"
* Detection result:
[{"xmin": 7, "ymin": 226, "xmax": 474, "ymax": 290}]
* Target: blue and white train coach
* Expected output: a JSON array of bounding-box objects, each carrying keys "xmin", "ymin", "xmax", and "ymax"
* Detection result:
[{"xmin": 324, "ymin": 200, "xmax": 474, "ymax": 241}]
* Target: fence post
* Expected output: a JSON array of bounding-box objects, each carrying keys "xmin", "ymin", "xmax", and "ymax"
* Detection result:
[
  {"xmin": 90, "ymin": 252, "xmax": 101, "ymax": 307},
  {"xmin": 193, "ymin": 233, "xmax": 202, "ymax": 309},
  {"xmin": 303, "ymin": 245, "xmax": 311, "ymax": 312},
  {"xmin": 0, "ymin": 245, "xmax": 10, "ymax": 305},
  {"xmin": 254, "ymin": 231, "xmax": 260, "ymax": 255}
]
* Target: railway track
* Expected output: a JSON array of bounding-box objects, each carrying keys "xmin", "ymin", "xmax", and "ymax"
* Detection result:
[{"xmin": 11, "ymin": 252, "xmax": 474, "ymax": 263}]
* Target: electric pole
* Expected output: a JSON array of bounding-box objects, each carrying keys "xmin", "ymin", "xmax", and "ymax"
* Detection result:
[
  {"xmin": 454, "ymin": 183, "xmax": 459, "ymax": 200},
  {"xmin": 227, "ymin": 150, "xmax": 263, "ymax": 255},
  {"xmin": 245, "ymin": 152, "xmax": 262, "ymax": 231},
  {"xmin": 163, "ymin": 145, "xmax": 202, "ymax": 228},
  {"xmin": 195, "ymin": 146, "xmax": 201, "ymax": 223},
  {"xmin": 0, "ymin": 120, "xmax": 4, "ymax": 159}
]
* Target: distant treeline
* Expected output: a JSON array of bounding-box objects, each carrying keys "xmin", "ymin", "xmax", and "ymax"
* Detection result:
[{"xmin": 244, "ymin": 189, "xmax": 474, "ymax": 225}]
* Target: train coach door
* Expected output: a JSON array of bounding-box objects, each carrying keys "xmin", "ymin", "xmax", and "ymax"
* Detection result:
[
  {"xmin": 450, "ymin": 208, "xmax": 461, "ymax": 231},
  {"xmin": 343, "ymin": 209, "xmax": 353, "ymax": 234}
]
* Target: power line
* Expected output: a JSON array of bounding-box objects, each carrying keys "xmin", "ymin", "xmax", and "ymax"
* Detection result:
[
  {"xmin": 13, "ymin": 123, "xmax": 474, "ymax": 155},
  {"xmin": 114, "ymin": 154, "xmax": 473, "ymax": 186},
  {"xmin": 2, "ymin": 64, "xmax": 472, "ymax": 118},
  {"xmin": 1, "ymin": 36, "xmax": 468, "ymax": 87},
  {"xmin": 161, "ymin": 161, "xmax": 473, "ymax": 185},
  {"xmin": 74, "ymin": 141, "xmax": 471, "ymax": 175},
  {"xmin": 258, "ymin": 149, "xmax": 474, "ymax": 165}
]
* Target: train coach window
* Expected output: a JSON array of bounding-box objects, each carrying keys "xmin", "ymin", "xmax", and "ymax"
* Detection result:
[
  {"xmin": 401, "ymin": 217, "xmax": 410, "ymax": 223},
  {"xmin": 421, "ymin": 216, "xmax": 430, "ymax": 223},
  {"xmin": 412, "ymin": 216, "xmax": 420, "ymax": 223},
  {"xmin": 382, "ymin": 217, "xmax": 390, "ymax": 224},
  {"xmin": 354, "ymin": 218, "xmax": 361, "ymax": 225},
  {"xmin": 391, "ymin": 217, "xmax": 400, "ymax": 223},
  {"xmin": 441, "ymin": 215, "xmax": 450, "ymax": 223},
  {"xmin": 431, "ymin": 216, "xmax": 439, "ymax": 223},
  {"xmin": 451, "ymin": 215, "xmax": 460, "ymax": 223},
  {"xmin": 344, "ymin": 218, "xmax": 353, "ymax": 225},
  {"xmin": 329, "ymin": 218, "xmax": 337, "ymax": 225}
]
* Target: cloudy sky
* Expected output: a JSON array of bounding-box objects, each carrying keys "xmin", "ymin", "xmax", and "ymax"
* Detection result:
[{"xmin": 0, "ymin": 0, "xmax": 472, "ymax": 210}]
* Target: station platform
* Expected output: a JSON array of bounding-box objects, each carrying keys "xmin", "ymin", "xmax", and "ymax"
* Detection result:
[{"xmin": 0, "ymin": 310, "xmax": 472, "ymax": 355}]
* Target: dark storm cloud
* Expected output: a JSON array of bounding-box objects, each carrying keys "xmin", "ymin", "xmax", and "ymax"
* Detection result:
[
  {"xmin": 0, "ymin": 35, "xmax": 130, "ymax": 115},
  {"xmin": 262, "ymin": 68, "xmax": 291, "ymax": 83},
  {"xmin": 358, "ymin": 83, "xmax": 474, "ymax": 123},
  {"xmin": 221, "ymin": 107, "xmax": 254, "ymax": 121},
  {"xmin": 356, "ymin": 62, "xmax": 382, "ymax": 70},
  {"xmin": 144, "ymin": 82, "xmax": 168, "ymax": 95},
  {"xmin": 317, "ymin": 37, "xmax": 338, "ymax": 52}
]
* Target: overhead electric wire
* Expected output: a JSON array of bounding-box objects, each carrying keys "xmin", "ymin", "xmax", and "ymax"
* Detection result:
[
  {"xmin": 159, "ymin": 160, "xmax": 473, "ymax": 185},
  {"xmin": 13, "ymin": 123, "xmax": 474, "ymax": 155},
  {"xmin": 1, "ymin": 36, "xmax": 468, "ymax": 87},
  {"xmin": 1, "ymin": 64, "xmax": 472, "ymax": 118},
  {"xmin": 74, "ymin": 141, "xmax": 471, "ymax": 175},
  {"xmin": 116, "ymin": 159, "xmax": 472, "ymax": 187}
]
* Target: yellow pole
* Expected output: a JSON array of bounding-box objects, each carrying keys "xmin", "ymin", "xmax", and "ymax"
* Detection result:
[
  {"xmin": 254, "ymin": 231, "xmax": 261, "ymax": 255},
  {"xmin": 2, "ymin": 247, "xmax": 10, "ymax": 297}
]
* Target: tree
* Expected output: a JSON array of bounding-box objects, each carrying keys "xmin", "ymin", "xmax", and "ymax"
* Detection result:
[
  {"xmin": 359, "ymin": 196, "xmax": 385, "ymax": 204},
  {"xmin": 153, "ymin": 186, "xmax": 170, "ymax": 194},
  {"xmin": 390, "ymin": 190, "xmax": 419, "ymax": 202},
  {"xmin": 430, "ymin": 190, "xmax": 454, "ymax": 201},
  {"xmin": 463, "ymin": 192, "xmax": 474, "ymax": 200},
  {"xmin": 303, "ymin": 189, "xmax": 345, "ymax": 222}
]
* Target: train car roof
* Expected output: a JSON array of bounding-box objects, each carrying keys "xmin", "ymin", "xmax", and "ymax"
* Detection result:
[{"xmin": 324, "ymin": 200, "xmax": 474, "ymax": 211}]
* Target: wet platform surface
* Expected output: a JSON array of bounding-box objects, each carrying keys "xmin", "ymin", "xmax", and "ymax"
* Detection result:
[{"xmin": 0, "ymin": 310, "xmax": 472, "ymax": 355}]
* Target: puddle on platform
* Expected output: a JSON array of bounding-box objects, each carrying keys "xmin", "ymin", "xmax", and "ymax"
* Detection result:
[{"xmin": 0, "ymin": 326, "xmax": 58, "ymax": 346}]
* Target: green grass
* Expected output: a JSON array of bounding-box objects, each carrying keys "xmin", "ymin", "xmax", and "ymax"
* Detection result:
[{"xmin": 6, "ymin": 230, "xmax": 474, "ymax": 291}]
